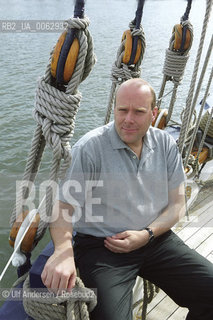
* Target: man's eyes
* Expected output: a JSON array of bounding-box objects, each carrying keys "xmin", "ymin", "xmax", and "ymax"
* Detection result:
[
  {"xmin": 117, "ymin": 109, "xmax": 147, "ymax": 113},
  {"xmin": 136, "ymin": 110, "xmax": 146, "ymax": 113}
]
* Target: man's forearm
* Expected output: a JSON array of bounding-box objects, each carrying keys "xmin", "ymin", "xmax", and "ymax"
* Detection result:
[
  {"xmin": 148, "ymin": 182, "xmax": 186, "ymax": 238},
  {"xmin": 50, "ymin": 200, "xmax": 74, "ymax": 249},
  {"xmin": 41, "ymin": 200, "xmax": 77, "ymax": 291}
]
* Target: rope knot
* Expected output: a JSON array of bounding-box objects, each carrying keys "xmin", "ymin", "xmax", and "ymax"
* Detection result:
[
  {"xmin": 65, "ymin": 16, "xmax": 90, "ymax": 31},
  {"xmin": 33, "ymin": 78, "xmax": 81, "ymax": 162},
  {"xmin": 23, "ymin": 276, "xmax": 97, "ymax": 320},
  {"xmin": 110, "ymin": 21, "xmax": 145, "ymax": 85},
  {"xmin": 163, "ymin": 20, "xmax": 193, "ymax": 84},
  {"xmin": 111, "ymin": 62, "xmax": 141, "ymax": 84},
  {"xmin": 163, "ymin": 49, "xmax": 190, "ymax": 83},
  {"xmin": 181, "ymin": 19, "xmax": 192, "ymax": 28}
]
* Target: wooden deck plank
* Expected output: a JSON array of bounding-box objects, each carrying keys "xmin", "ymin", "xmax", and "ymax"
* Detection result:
[
  {"xmin": 167, "ymin": 306, "xmax": 188, "ymax": 319},
  {"xmin": 144, "ymin": 187, "xmax": 213, "ymax": 320},
  {"xmin": 183, "ymin": 219, "xmax": 213, "ymax": 251},
  {"xmin": 146, "ymin": 234, "xmax": 213, "ymax": 320},
  {"xmin": 146, "ymin": 290, "xmax": 167, "ymax": 313},
  {"xmin": 146, "ymin": 237, "xmax": 212, "ymax": 319},
  {"xmin": 195, "ymin": 234, "xmax": 213, "ymax": 257},
  {"xmin": 188, "ymin": 186, "xmax": 213, "ymax": 210},
  {"xmin": 146, "ymin": 295, "xmax": 182, "ymax": 320},
  {"xmin": 206, "ymin": 251, "xmax": 213, "ymax": 263},
  {"xmin": 175, "ymin": 211, "xmax": 213, "ymax": 244},
  {"xmin": 174, "ymin": 194, "xmax": 212, "ymax": 238}
]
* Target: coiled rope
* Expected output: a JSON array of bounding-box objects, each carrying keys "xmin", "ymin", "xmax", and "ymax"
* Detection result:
[
  {"xmin": 178, "ymin": 0, "xmax": 212, "ymax": 155},
  {"xmin": 157, "ymin": 0, "xmax": 193, "ymax": 124},
  {"xmin": 22, "ymin": 276, "xmax": 97, "ymax": 320},
  {"xmin": 10, "ymin": 15, "xmax": 96, "ymax": 250},
  {"xmin": 104, "ymin": 1, "xmax": 146, "ymax": 124}
]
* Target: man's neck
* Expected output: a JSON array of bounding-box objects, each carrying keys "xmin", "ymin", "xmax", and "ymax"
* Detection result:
[{"xmin": 127, "ymin": 141, "xmax": 143, "ymax": 159}]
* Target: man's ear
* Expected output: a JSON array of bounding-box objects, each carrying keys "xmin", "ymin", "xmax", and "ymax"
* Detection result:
[{"xmin": 152, "ymin": 107, "xmax": 158, "ymax": 122}]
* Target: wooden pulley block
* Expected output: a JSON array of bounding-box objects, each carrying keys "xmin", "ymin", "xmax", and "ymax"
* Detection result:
[
  {"xmin": 173, "ymin": 24, "xmax": 191, "ymax": 51},
  {"xmin": 191, "ymin": 147, "xmax": 209, "ymax": 164},
  {"xmin": 9, "ymin": 210, "xmax": 40, "ymax": 253},
  {"xmin": 51, "ymin": 30, "xmax": 80, "ymax": 83},
  {"xmin": 152, "ymin": 109, "xmax": 168, "ymax": 130},
  {"xmin": 122, "ymin": 29, "xmax": 142, "ymax": 64}
]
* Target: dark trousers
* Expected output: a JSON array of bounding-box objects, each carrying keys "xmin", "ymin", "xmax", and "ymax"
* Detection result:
[{"xmin": 73, "ymin": 230, "xmax": 213, "ymax": 320}]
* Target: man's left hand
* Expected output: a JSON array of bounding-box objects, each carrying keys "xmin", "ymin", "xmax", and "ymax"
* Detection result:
[{"xmin": 104, "ymin": 230, "xmax": 149, "ymax": 253}]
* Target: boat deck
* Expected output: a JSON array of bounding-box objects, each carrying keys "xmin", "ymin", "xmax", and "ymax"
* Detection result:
[{"xmin": 146, "ymin": 183, "xmax": 213, "ymax": 320}]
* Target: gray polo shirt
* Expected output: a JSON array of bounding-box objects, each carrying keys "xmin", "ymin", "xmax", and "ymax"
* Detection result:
[{"xmin": 58, "ymin": 121, "xmax": 185, "ymax": 237}]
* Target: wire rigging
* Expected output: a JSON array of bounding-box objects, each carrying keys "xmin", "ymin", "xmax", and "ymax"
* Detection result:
[{"xmin": 129, "ymin": 0, "xmax": 146, "ymax": 65}]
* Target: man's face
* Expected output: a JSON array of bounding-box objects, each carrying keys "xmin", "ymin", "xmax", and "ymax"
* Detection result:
[{"xmin": 114, "ymin": 84, "xmax": 157, "ymax": 150}]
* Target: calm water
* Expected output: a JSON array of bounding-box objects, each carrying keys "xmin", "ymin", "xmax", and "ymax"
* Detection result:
[{"xmin": 0, "ymin": 0, "xmax": 212, "ymax": 292}]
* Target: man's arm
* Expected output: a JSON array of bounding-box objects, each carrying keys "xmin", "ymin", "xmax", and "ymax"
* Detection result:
[
  {"xmin": 104, "ymin": 182, "xmax": 186, "ymax": 253},
  {"xmin": 41, "ymin": 200, "xmax": 76, "ymax": 292},
  {"xmin": 148, "ymin": 181, "xmax": 186, "ymax": 237}
]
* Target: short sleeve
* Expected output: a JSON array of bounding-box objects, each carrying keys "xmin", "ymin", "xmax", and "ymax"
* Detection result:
[
  {"xmin": 167, "ymin": 137, "xmax": 186, "ymax": 190},
  {"xmin": 57, "ymin": 145, "xmax": 97, "ymax": 207}
]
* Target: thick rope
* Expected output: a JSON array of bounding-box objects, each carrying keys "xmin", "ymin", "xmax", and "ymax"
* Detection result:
[
  {"xmin": 104, "ymin": 21, "xmax": 146, "ymax": 124},
  {"xmin": 164, "ymin": 23, "xmax": 193, "ymax": 81},
  {"xmin": 10, "ymin": 16, "xmax": 96, "ymax": 244},
  {"xmin": 11, "ymin": 271, "xmax": 29, "ymax": 289},
  {"xmin": 10, "ymin": 126, "xmax": 46, "ymax": 227},
  {"xmin": 22, "ymin": 276, "xmax": 97, "ymax": 320},
  {"xmin": 178, "ymin": 0, "xmax": 213, "ymax": 154},
  {"xmin": 181, "ymin": 0, "xmax": 192, "ymax": 22},
  {"xmin": 141, "ymin": 280, "xmax": 155, "ymax": 320},
  {"xmin": 132, "ymin": 280, "xmax": 159, "ymax": 320},
  {"xmin": 158, "ymin": 20, "xmax": 193, "ymax": 123}
]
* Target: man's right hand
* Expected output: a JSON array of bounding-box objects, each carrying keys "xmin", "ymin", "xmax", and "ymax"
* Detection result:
[{"xmin": 41, "ymin": 246, "xmax": 76, "ymax": 293}]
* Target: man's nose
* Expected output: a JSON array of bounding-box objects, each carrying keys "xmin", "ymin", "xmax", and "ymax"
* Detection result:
[{"xmin": 124, "ymin": 111, "xmax": 134, "ymax": 123}]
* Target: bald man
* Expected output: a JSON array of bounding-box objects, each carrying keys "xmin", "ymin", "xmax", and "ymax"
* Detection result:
[{"xmin": 42, "ymin": 79, "xmax": 213, "ymax": 320}]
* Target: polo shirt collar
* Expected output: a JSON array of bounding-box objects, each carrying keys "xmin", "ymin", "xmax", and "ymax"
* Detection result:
[
  {"xmin": 109, "ymin": 121, "xmax": 156, "ymax": 151},
  {"xmin": 109, "ymin": 122, "xmax": 127, "ymax": 150},
  {"xmin": 143, "ymin": 127, "xmax": 157, "ymax": 151}
]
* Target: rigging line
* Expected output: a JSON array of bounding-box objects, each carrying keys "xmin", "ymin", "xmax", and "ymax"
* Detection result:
[
  {"xmin": 180, "ymin": 0, "xmax": 193, "ymax": 53},
  {"xmin": 178, "ymin": 0, "xmax": 212, "ymax": 155},
  {"xmin": 184, "ymin": 66, "xmax": 213, "ymax": 169},
  {"xmin": 135, "ymin": 0, "xmax": 146, "ymax": 29},
  {"xmin": 157, "ymin": 88, "xmax": 174, "ymax": 103},
  {"xmin": 129, "ymin": 0, "xmax": 146, "ymax": 65},
  {"xmin": 74, "ymin": 0, "xmax": 85, "ymax": 18},
  {"xmin": 188, "ymin": 35, "xmax": 213, "ymax": 130},
  {"xmin": 182, "ymin": 0, "xmax": 193, "ymax": 22}
]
